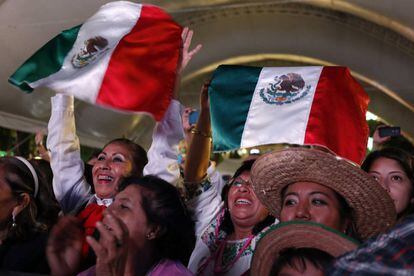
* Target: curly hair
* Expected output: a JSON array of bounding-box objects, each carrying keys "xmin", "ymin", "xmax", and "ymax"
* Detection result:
[{"xmin": 118, "ymin": 175, "xmax": 195, "ymax": 265}]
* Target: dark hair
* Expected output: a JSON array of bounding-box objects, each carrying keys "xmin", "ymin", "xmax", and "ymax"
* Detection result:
[
  {"xmin": 220, "ymin": 159, "xmax": 275, "ymax": 236},
  {"xmin": 362, "ymin": 147, "xmax": 414, "ymax": 217},
  {"xmin": 271, "ymin": 248, "xmax": 334, "ymax": 275},
  {"xmin": 118, "ymin": 175, "xmax": 195, "ymax": 265},
  {"xmin": 29, "ymin": 159, "xmax": 61, "ymax": 228},
  {"xmin": 0, "ymin": 157, "xmax": 59, "ymax": 241},
  {"xmin": 103, "ymin": 138, "xmax": 148, "ymax": 176}
]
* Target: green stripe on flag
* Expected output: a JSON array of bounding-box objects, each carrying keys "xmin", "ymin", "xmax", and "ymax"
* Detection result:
[
  {"xmin": 8, "ymin": 25, "xmax": 82, "ymax": 92},
  {"xmin": 209, "ymin": 65, "xmax": 262, "ymax": 151}
]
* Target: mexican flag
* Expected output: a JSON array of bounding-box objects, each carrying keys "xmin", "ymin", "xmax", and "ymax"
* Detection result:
[
  {"xmin": 209, "ymin": 65, "xmax": 369, "ymax": 164},
  {"xmin": 9, "ymin": 1, "xmax": 182, "ymax": 121}
]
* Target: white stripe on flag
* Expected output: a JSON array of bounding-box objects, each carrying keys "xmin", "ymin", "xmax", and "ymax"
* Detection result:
[
  {"xmin": 241, "ymin": 66, "xmax": 323, "ymax": 148},
  {"xmin": 30, "ymin": 2, "xmax": 142, "ymax": 103}
]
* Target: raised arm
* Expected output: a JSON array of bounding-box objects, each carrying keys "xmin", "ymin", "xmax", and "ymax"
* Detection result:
[
  {"xmin": 46, "ymin": 94, "xmax": 91, "ymax": 214},
  {"xmin": 143, "ymin": 27, "xmax": 202, "ymax": 185},
  {"xmin": 184, "ymin": 82, "xmax": 227, "ymax": 235},
  {"xmin": 184, "ymin": 82, "xmax": 211, "ymax": 183}
]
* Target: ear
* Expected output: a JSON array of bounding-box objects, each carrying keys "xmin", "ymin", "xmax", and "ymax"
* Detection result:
[
  {"xmin": 12, "ymin": 193, "xmax": 30, "ymax": 218},
  {"xmin": 145, "ymin": 225, "xmax": 165, "ymax": 241},
  {"xmin": 341, "ymin": 217, "xmax": 352, "ymax": 234}
]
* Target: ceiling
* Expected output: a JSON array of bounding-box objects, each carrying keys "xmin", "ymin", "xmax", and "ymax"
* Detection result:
[{"xmin": 0, "ymin": 0, "xmax": 413, "ymax": 149}]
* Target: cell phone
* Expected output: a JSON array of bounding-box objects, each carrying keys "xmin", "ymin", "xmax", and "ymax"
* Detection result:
[
  {"xmin": 189, "ymin": 110, "xmax": 199, "ymax": 125},
  {"xmin": 378, "ymin": 126, "xmax": 401, "ymax": 137}
]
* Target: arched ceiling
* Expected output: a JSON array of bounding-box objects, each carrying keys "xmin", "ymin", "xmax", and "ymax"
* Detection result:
[{"xmin": 0, "ymin": 0, "xmax": 413, "ymax": 148}]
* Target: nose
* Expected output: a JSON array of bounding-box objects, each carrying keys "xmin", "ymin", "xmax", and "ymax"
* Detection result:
[
  {"xmin": 294, "ymin": 201, "xmax": 310, "ymax": 220},
  {"xmin": 96, "ymin": 158, "xmax": 110, "ymax": 170},
  {"xmin": 379, "ymin": 179, "xmax": 391, "ymax": 193},
  {"xmin": 236, "ymin": 183, "xmax": 249, "ymax": 193}
]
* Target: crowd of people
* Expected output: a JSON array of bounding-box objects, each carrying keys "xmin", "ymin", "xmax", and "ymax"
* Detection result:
[{"xmin": 1, "ymin": 27, "xmax": 414, "ymax": 276}]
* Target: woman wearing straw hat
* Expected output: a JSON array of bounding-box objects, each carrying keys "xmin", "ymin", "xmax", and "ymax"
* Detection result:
[
  {"xmin": 184, "ymin": 83, "xmax": 275, "ymax": 275},
  {"xmin": 250, "ymin": 146, "xmax": 397, "ymax": 241},
  {"xmin": 250, "ymin": 221, "xmax": 359, "ymax": 276}
]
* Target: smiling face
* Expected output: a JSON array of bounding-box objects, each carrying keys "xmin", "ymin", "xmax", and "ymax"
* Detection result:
[
  {"xmin": 280, "ymin": 182, "xmax": 348, "ymax": 232},
  {"xmin": 368, "ymin": 157, "xmax": 413, "ymax": 215},
  {"xmin": 92, "ymin": 142, "xmax": 134, "ymax": 199},
  {"xmin": 227, "ymin": 170, "xmax": 269, "ymax": 230}
]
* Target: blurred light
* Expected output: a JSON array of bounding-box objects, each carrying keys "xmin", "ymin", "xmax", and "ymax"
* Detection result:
[
  {"xmin": 250, "ymin": 148, "xmax": 260, "ymax": 154},
  {"xmin": 34, "ymin": 156, "xmax": 42, "ymax": 160},
  {"xmin": 237, "ymin": 148, "xmax": 248, "ymax": 156},
  {"xmin": 0, "ymin": 151, "xmax": 7, "ymax": 157},
  {"xmin": 366, "ymin": 111, "xmax": 378, "ymax": 121},
  {"xmin": 367, "ymin": 137, "xmax": 374, "ymax": 151}
]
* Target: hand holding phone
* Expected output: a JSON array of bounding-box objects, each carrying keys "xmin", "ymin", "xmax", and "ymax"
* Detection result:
[
  {"xmin": 189, "ymin": 110, "xmax": 199, "ymax": 126},
  {"xmin": 378, "ymin": 126, "xmax": 401, "ymax": 137}
]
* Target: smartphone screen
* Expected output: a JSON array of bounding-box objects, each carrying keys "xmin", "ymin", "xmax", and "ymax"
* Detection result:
[
  {"xmin": 378, "ymin": 126, "xmax": 401, "ymax": 137},
  {"xmin": 189, "ymin": 110, "xmax": 199, "ymax": 125}
]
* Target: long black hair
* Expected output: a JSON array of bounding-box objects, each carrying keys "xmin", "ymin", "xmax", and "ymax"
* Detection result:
[{"xmin": 118, "ymin": 175, "xmax": 195, "ymax": 265}]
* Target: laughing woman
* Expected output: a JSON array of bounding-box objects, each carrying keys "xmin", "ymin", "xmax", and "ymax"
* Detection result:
[
  {"xmin": 184, "ymin": 83, "xmax": 274, "ymax": 275},
  {"xmin": 46, "ymin": 27, "xmax": 201, "ymax": 267}
]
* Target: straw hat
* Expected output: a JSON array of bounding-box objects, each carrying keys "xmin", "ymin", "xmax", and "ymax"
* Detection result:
[
  {"xmin": 250, "ymin": 221, "xmax": 359, "ymax": 276},
  {"xmin": 250, "ymin": 147, "xmax": 396, "ymax": 240}
]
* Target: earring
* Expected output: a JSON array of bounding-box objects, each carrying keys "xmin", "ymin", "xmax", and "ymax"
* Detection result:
[{"xmin": 11, "ymin": 214, "xmax": 17, "ymax": 228}]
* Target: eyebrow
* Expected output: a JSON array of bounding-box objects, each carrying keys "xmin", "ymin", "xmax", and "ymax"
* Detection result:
[
  {"xmin": 116, "ymin": 197, "xmax": 130, "ymax": 203},
  {"xmin": 284, "ymin": 191, "xmax": 331, "ymax": 197}
]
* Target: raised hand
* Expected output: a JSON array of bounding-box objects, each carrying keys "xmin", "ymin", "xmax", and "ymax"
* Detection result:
[
  {"xmin": 178, "ymin": 27, "xmax": 202, "ymax": 73},
  {"xmin": 86, "ymin": 210, "xmax": 129, "ymax": 276},
  {"xmin": 47, "ymin": 216, "xmax": 83, "ymax": 276}
]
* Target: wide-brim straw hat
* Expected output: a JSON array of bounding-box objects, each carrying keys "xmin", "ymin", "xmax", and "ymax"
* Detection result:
[
  {"xmin": 250, "ymin": 147, "xmax": 396, "ymax": 240},
  {"xmin": 250, "ymin": 221, "xmax": 359, "ymax": 276}
]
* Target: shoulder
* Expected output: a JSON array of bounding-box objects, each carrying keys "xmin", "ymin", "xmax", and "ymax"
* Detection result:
[{"xmin": 150, "ymin": 259, "xmax": 193, "ymax": 276}]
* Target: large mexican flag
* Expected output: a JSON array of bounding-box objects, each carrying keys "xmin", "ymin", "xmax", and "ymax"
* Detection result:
[
  {"xmin": 209, "ymin": 65, "xmax": 370, "ymax": 164},
  {"xmin": 9, "ymin": 1, "xmax": 182, "ymax": 121}
]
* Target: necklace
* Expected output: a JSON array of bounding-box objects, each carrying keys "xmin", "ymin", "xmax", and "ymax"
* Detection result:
[{"xmin": 213, "ymin": 234, "xmax": 255, "ymax": 274}]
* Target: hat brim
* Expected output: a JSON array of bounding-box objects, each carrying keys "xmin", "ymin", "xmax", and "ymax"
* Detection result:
[
  {"xmin": 251, "ymin": 147, "xmax": 396, "ymax": 240},
  {"xmin": 250, "ymin": 221, "xmax": 359, "ymax": 276}
]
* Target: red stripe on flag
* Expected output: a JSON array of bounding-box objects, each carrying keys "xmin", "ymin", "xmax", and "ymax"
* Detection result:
[
  {"xmin": 97, "ymin": 5, "xmax": 182, "ymax": 121},
  {"xmin": 304, "ymin": 67, "xmax": 369, "ymax": 164}
]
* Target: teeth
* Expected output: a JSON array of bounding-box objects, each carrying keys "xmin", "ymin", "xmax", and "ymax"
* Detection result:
[
  {"xmin": 98, "ymin": 175, "xmax": 113, "ymax": 181},
  {"xmin": 236, "ymin": 199, "xmax": 251, "ymax": 205}
]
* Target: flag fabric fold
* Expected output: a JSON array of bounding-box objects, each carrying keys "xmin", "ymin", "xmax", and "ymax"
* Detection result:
[
  {"xmin": 209, "ymin": 65, "xmax": 369, "ymax": 164},
  {"xmin": 9, "ymin": 1, "xmax": 182, "ymax": 121}
]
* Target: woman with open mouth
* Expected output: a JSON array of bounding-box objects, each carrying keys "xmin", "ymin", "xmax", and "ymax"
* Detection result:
[{"xmin": 184, "ymin": 83, "xmax": 275, "ymax": 275}]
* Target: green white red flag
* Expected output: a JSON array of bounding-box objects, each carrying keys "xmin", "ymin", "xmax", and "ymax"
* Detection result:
[
  {"xmin": 9, "ymin": 1, "xmax": 182, "ymax": 121},
  {"xmin": 209, "ymin": 65, "xmax": 370, "ymax": 164}
]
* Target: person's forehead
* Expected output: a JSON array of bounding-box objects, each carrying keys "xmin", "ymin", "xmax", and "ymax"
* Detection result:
[
  {"xmin": 118, "ymin": 185, "xmax": 142, "ymax": 201},
  {"xmin": 103, "ymin": 143, "xmax": 130, "ymax": 155},
  {"xmin": 286, "ymin": 181, "xmax": 336, "ymax": 194}
]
